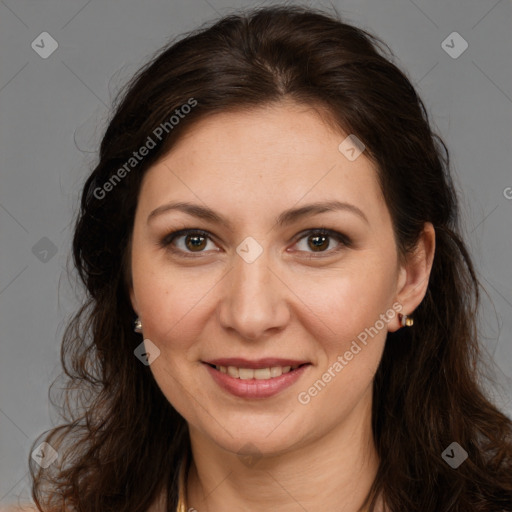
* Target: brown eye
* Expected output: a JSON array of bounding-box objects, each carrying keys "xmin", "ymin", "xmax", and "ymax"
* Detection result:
[
  {"xmin": 160, "ymin": 227, "xmax": 351, "ymax": 259},
  {"xmin": 307, "ymin": 233, "xmax": 330, "ymax": 252},
  {"xmin": 160, "ymin": 229, "xmax": 217, "ymax": 256},
  {"xmin": 295, "ymin": 229, "xmax": 350, "ymax": 255},
  {"xmin": 184, "ymin": 233, "xmax": 207, "ymax": 251}
]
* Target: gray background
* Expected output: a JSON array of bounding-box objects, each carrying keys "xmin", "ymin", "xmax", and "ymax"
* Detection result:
[{"xmin": 1, "ymin": 0, "xmax": 511, "ymax": 505}]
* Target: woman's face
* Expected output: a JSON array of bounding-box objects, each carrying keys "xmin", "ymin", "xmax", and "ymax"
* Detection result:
[{"xmin": 129, "ymin": 101, "xmax": 426, "ymax": 457}]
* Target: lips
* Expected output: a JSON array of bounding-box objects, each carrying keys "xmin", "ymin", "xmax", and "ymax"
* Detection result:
[
  {"xmin": 204, "ymin": 358, "xmax": 310, "ymax": 369},
  {"xmin": 202, "ymin": 358, "xmax": 312, "ymax": 399}
]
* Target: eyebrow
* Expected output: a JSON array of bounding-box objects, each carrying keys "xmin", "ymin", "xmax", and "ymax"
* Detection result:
[{"xmin": 147, "ymin": 200, "xmax": 369, "ymax": 227}]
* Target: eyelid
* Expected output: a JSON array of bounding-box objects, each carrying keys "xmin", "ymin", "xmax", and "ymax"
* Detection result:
[{"xmin": 159, "ymin": 227, "xmax": 351, "ymax": 257}]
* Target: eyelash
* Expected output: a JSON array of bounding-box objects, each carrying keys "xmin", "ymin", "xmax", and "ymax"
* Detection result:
[{"xmin": 159, "ymin": 227, "xmax": 352, "ymax": 259}]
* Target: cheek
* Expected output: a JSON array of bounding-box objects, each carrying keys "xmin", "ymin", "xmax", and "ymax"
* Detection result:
[
  {"xmin": 291, "ymin": 258, "xmax": 397, "ymax": 411},
  {"xmin": 294, "ymin": 258, "xmax": 395, "ymax": 344},
  {"xmin": 131, "ymin": 248, "xmax": 220, "ymax": 352},
  {"xmin": 131, "ymin": 252, "xmax": 208, "ymax": 418},
  {"xmin": 294, "ymin": 273, "xmax": 391, "ymax": 416}
]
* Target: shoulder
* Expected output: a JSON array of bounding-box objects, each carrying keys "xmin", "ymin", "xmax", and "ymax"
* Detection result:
[{"xmin": 0, "ymin": 505, "xmax": 38, "ymax": 512}]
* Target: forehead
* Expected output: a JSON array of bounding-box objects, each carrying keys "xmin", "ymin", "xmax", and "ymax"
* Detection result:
[{"xmin": 137, "ymin": 102, "xmax": 388, "ymax": 228}]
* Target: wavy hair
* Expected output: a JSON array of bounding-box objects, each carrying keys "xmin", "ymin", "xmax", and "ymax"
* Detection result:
[{"xmin": 28, "ymin": 5, "xmax": 512, "ymax": 511}]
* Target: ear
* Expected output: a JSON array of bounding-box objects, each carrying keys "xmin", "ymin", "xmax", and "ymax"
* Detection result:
[{"xmin": 388, "ymin": 222, "xmax": 435, "ymax": 332}]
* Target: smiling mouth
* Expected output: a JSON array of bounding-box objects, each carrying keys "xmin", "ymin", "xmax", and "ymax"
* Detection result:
[{"xmin": 205, "ymin": 362, "xmax": 310, "ymax": 380}]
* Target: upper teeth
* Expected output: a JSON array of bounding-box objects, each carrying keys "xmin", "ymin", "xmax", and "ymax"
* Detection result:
[{"xmin": 214, "ymin": 365, "xmax": 300, "ymax": 379}]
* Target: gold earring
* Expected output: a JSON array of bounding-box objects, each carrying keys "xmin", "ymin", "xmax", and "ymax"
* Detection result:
[
  {"xmin": 400, "ymin": 313, "xmax": 414, "ymax": 327},
  {"xmin": 134, "ymin": 317, "xmax": 143, "ymax": 333}
]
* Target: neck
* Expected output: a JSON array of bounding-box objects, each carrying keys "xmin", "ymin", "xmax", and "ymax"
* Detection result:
[{"xmin": 186, "ymin": 394, "xmax": 381, "ymax": 512}]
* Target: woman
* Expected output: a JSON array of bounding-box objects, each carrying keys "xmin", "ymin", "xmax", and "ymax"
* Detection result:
[{"xmin": 9, "ymin": 4, "xmax": 512, "ymax": 512}]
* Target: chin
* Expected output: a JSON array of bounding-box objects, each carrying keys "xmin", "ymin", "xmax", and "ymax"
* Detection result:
[{"xmin": 201, "ymin": 416, "xmax": 310, "ymax": 458}]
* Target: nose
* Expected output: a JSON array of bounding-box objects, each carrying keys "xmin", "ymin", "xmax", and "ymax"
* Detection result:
[{"xmin": 218, "ymin": 248, "xmax": 290, "ymax": 341}]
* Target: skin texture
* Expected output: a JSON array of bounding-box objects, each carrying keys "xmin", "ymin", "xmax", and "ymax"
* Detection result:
[{"xmin": 128, "ymin": 101, "xmax": 435, "ymax": 512}]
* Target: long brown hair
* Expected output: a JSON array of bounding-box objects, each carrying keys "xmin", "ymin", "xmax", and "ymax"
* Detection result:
[{"xmin": 29, "ymin": 5, "xmax": 512, "ymax": 511}]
